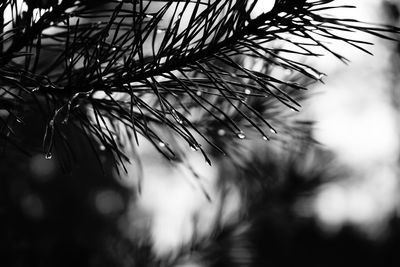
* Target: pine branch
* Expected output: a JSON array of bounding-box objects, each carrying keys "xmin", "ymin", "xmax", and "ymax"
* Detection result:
[{"xmin": 0, "ymin": 0, "xmax": 399, "ymax": 169}]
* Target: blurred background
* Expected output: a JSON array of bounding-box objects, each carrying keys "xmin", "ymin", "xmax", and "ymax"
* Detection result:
[{"xmin": 1, "ymin": 0, "xmax": 400, "ymax": 266}]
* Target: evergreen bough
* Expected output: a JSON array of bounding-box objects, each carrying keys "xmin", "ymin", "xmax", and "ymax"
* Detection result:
[{"xmin": 0, "ymin": 0, "xmax": 398, "ymax": 170}]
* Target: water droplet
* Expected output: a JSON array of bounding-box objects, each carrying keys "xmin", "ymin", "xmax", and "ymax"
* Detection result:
[
  {"xmin": 32, "ymin": 87, "xmax": 39, "ymax": 92},
  {"xmin": 304, "ymin": 67, "xmax": 325, "ymax": 80},
  {"xmin": 61, "ymin": 113, "xmax": 71, "ymax": 125},
  {"xmin": 156, "ymin": 29, "xmax": 165, "ymax": 34},
  {"xmin": 262, "ymin": 135, "xmax": 269, "ymax": 141},
  {"xmin": 270, "ymin": 128, "xmax": 277, "ymax": 134},
  {"xmin": 16, "ymin": 118, "xmax": 22, "ymax": 123},
  {"xmin": 244, "ymin": 89, "xmax": 251, "ymax": 95},
  {"xmin": 145, "ymin": 14, "xmax": 154, "ymax": 18},
  {"xmin": 231, "ymin": 73, "xmax": 237, "ymax": 78},
  {"xmin": 158, "ymin": 141, "xmax": 166, "ymax": 147},
  {"xmin": 237, "ymin": 132, "xmax": 246, "ymax": 139},
  {"xmin": 217, "ymin": 129, "xmax": 226, "ymax": 136},
  {"xmin": 171, "ymin": 110, "xmax": 183, "ymax": 124},
  {"xmin": 45, "ymin": 152, "xmax": 52, "ymax": 160},
  {"xmin": 190, "ymin": 144, "xmax": 200, "ymax": 151},
  {"xmin": 99, "ymin": 145, "xmax": 106, "ymax": 151},
  {"xmin": 96, "ymin": 44, "xmax": 100, "ymax": 49},
  {"xmin": 112, "ymin": 47, "xmax": 117, "ymax": 51},
  {"xmin": 196, "ymin": 91, "xmax": 202, "ymax": 96},
  {"xmin": 68, "ymin": 58, "xmax": 73, "ymax": 63},
  {"xmin": 177, "ymin": 14, "xmax": 182, "ymax": 19}
]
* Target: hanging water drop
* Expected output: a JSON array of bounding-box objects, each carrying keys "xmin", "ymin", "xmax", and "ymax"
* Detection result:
[
  {"xmin": 237, "ymin": 132, "xmax": 246, "ymax": 139},
  {"xmin": 270, "ymin": 128, "xmax": 277, "ymax": 134},
  {"xmin": 176, "ymin": 117, "xmax": 183, "ymax": 124},
  {"xmin": 145, "ymin": 14, "xmax": 154, "ymax": 18},
  {"xmin": 190, "ymin": 144, "xmax": 199, "ymax": 151},
  {"xmin": 171, "ymin": 110, "xmax": 183, "ymax": 124},
  {"xmin": 244, "ymin": 89, "xmax": 251, "ymax": 95},
  {"xmin": 196, "ymin": 90, "xmax": 202, "ymax": 96},
  {"xmin": 45, "ymin": 152, "xmax": 52, "ymax": 160},
  {"xmin": 304, "ymin": 67, "xmax": 325, "ymax": 80},
  {"xmin": 112, "ymin": 47, "xmax": 117, "ymax": 51},
  {"xmin": 158, "ymin": 141, "xmax": 166, "ymax": 147},
  {"xmin": 262, "ymin": 135, "xmax": 269, "ymax": 141},
  {"xmin": 99, "ymin": 145, "xmax": 106, "ymax": 151}
]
